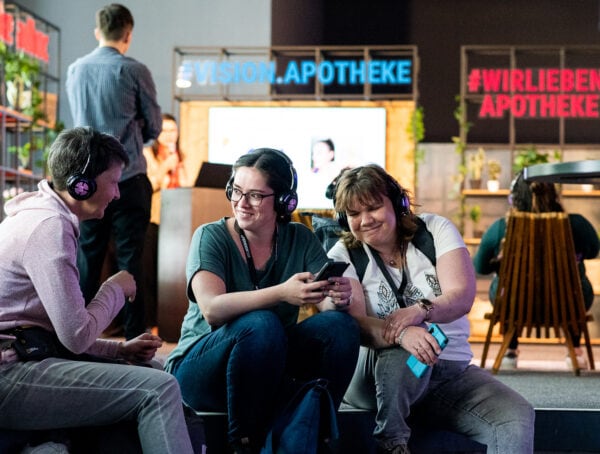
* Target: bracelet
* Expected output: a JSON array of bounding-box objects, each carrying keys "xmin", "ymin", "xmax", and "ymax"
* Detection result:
[{"xmin": 395, "ymin": 327, "xmax": 409, "ymax": 348}]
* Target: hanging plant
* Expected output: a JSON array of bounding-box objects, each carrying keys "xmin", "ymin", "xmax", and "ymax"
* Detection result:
[
  {"xmin": 408, "ymin": 106, "xmax": 425, "ymax": 193},
  {"xmin": 452, "ymin": 95, "xmax": 473, "ymax": 233}
]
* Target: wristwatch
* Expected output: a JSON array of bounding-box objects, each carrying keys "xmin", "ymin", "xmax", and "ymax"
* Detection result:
[{"xmin": 417, "ymin": 298, "xmax": 433, "ymax": 321}]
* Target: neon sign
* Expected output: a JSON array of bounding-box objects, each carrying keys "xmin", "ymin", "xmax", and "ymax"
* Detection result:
[
  {"xmin": 177, "ymin": 58, "xmax": 413, "ymax": 87},
  {"xmin": 0, "ymin": 5, "xmax": 49, "ymax": 63},
  {"xmin": 468, "ymin": 68, "xmax": 600, "ymax": 118},
  {"xmin": 0, "ymin": 8, "xmax": 14, "ymax": 44}
]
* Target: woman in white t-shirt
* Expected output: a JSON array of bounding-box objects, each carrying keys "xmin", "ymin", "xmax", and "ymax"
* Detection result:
[{"xmin": 327, "ymin": 164, "xmax": 534, "ymax": 454}]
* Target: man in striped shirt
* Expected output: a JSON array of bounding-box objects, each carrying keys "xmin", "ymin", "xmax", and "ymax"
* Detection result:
[{"xmin": 66, "ymin": 3, "xmax": 162, "ymax": 340}]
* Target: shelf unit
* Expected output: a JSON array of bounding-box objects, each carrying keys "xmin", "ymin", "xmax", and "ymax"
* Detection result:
[
  {"xmin": 458, "ymin": 45, "xmax": 600, "ymax": 244},
  {"xmin": 0, "ymin": 3, "xmax": 60, "ymax": 221}
]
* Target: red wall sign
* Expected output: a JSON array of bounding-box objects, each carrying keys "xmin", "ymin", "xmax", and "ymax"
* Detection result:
[
  {"xmin": 0, "ymin": 4, "xmax": 49, "ymax": 63},
  {"xmin": 469, "ymin": 68, "xmax": 600, "ymax": 119}
]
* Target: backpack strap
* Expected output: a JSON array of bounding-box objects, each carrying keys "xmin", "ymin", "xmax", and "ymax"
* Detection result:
[
  {"xmin": 412, "ymin": 217, "xmax": 437, "ymax": 266},
  {"xmin": 348, "ymin": 247, "xmax": 369, "ymax": 282}
]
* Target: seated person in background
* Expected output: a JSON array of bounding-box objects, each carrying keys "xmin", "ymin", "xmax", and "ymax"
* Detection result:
[
  {"xmin": 164, "ymin": 147, "xmax": 360, "ymax": 454},
  {"xmin": 473, "ymin": 171, "xmax": 600, "ymax": 370},
  {"xmin": 143, "ymin": 112, "xmax": 188, "ymax": 329},
  {"xmin": 0, "ymin": 127, "xmax": 193, "ymax": 454},
  {"xmin": 327, "ymin": 164, "xmax": 534, "ymax": 454}
]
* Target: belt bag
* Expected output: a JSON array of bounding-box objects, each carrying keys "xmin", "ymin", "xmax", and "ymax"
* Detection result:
[
  {"xmin": 8, "ymin": 326, "xmax": 134, "ymax": 365},
  {"xmin": 11, "ymin": 326, "xmax": 64, "ymax": 361}
]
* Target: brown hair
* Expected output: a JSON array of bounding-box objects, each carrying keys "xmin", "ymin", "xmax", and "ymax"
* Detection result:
[
  {"xmin": 334, "ymin": 164, "xmax": 418, "ymax": 251},
  {"xmin": 96, "ymin": 4, "xmax": 134, "ymax": 41},
  {"xmin": 510, "ymin": 171, "xmax": 563, "ymax": 213}
]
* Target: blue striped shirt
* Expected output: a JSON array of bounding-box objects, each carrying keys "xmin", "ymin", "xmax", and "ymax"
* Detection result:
[{"xmin": 66, "ymin": 46, "xmax": 162, "ymax": 181}]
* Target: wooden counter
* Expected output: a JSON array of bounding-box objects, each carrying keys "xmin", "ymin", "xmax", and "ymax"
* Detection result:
[{"xmin": 157, "ymin": 187, "xmax": 231, "ymax": 342}]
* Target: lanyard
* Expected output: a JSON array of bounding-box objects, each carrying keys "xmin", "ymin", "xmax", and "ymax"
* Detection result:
[
  {"xmin": 235, "ymin": 221, "xmax": 278, "ymax": 290},
  {"xmin": 368, "ymin": 245, "xmax": 408, "ymax": 308}
]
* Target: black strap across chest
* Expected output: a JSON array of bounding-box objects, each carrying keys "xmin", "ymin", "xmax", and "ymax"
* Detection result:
[
  {"xmin": 235, "ymin": 221, "xmax": 278, "ymax": 290},
  {"xmin": 368, "ymin": 245, "xmax": 408, "ymax": 308}
]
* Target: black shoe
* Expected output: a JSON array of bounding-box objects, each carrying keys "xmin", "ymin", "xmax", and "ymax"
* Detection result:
[{"xmin": 230, "ymin": 438, "xmax": 256, "ymax": 454}]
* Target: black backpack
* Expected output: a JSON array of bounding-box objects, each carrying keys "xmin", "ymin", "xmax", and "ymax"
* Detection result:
[{"xmin": 306, "ymin": 213, "xmax": 436, "ymax": 281}]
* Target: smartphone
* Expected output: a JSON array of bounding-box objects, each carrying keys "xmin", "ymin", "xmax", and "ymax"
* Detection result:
[
  {"xmin": 406, "ymin": 323, "xmax": 448, "ymax": 378},
  {"xmin": 313, "ymin": 261, "xmax": 349, "ymax": 281}
]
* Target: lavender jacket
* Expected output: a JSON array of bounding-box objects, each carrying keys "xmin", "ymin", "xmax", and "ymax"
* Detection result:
[{"xmin": 0, "ymin": 180, "xmax": 125, "ymax": 358}]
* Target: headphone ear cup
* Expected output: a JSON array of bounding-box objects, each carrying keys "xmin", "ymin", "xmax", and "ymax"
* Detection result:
[
  {"xmin": 67, "ymin": 174, "xmax": 97, "ymax": 201},
  {"xmin": 399, "ymin": 193, "xmax": 410, "ymax": 215},
  {"xmin": 277, "ymin": 192, "xmax": 298, "ymax": 216},
  {"xmin": 225, "ymin": 176, "xmax": 234, "ymax": 201},
  {"xmin": 336, "ymin": 211, "xmax": 349, "ymax": 230}
]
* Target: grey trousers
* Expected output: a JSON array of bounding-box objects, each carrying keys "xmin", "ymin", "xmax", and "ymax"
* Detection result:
[
  {"xmin": 0, "ymin": 358, "xmax": 193, "ymax": 454},
  {"xmin": 343, "ymin": 346, "xmax": 535, "ymax": 453}
]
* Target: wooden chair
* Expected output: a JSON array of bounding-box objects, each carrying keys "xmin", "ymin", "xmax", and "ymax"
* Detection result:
[{"xmin": 480, "ymin": 211, "xmax": 595, "ymax": 375}]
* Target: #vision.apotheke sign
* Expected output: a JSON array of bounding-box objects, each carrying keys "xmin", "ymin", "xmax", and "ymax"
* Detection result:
[{"xmin": 177, "ymin": 58, "xmax": 413, "ymax": 87}]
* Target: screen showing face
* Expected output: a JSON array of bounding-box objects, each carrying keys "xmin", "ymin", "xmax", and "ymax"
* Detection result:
[{"xmin": 208, "ymin": 106, "xmax": 387, "ymax": 209}]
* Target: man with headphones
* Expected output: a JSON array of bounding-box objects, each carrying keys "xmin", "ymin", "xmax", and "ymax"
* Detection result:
[
  {"xmin": 0, "ymin": 127, "xmax": 193, "ymax": 453},
  {"xmin": 327, "ymin": 164, "xmax": 534, "ymax": 454},
  {"xmin": 164, "ymin": 148, "xmax": 360, "ymax": 453}
]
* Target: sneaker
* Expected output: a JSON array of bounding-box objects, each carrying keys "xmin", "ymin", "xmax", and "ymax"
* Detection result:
[
  {"xmin": 501, "ymin": 350, "xmax": 518, "ymax": 369},
  {"xmin": 21, "ymin": 442, "xmax": 70, "ymax": 454},
  {"xmin": 565, "ymin": 353, "xmax": 588, "ymax": 370},
  {"xmin": 377, "ymin": 444, "xmax": 411, "ymax": 454}
]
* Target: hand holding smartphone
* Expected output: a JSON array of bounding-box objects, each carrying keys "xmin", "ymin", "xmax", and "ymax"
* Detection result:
[
  {"xmin": 406, "ymin": 323, "xmax": 448, "ymax": 378},
  {"xmin": 313, "ymin": 261, "xmax": 349, "ymax": 281}
]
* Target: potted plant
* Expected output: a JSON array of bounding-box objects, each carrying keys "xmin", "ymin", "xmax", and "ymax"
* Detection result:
[
  {"xmin": 513, "ymin": 145, "xmax": 561, "ymax": 173},
  {"xmin": 469, "ymin": 204, "xmax": 483, "ymax": 238},
  {"xmin": 8, "ymin": 121, "xmax": 64, "ymax": 173},
  {"xmin": 486, "ymin": 159, "xmax": 502, "ymax": 191},
  {"xmin": 467, "ymin": 148, "xmax": 486, "ymax": 189},
  {"xmin": 8, "ymin": 142, "xmax": 32, "ymax": 170},
  {"xmin": 0, "ymin": 42, "xmax": 43, "ymax": 119}
]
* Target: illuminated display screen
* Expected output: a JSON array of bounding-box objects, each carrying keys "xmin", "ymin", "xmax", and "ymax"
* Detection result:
[{"xmin": 208, "ymin": 106, "xmax": 387, "ymax": 209}]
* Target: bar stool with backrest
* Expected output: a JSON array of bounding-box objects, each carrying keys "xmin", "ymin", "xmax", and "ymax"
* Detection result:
[{"xmin": 480, "ymin": 211, "xmax": 595, "ymax": 376}]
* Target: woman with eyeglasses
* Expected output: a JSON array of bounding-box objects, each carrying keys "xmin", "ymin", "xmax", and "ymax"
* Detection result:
[
  {"xmin": 164, "ymin": 148, "xmax": 360, "ymax": 454},
  {"xmin": 473, "ymin": 170, "xmax": 600, "ymax": 370}
]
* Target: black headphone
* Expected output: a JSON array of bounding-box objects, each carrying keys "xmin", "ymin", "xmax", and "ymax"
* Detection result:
[
  {"xmin": 334, "ymin": 169, "xmax": 410, "ymax": 230},
  {"xmin": 225, "ymin": 148, "xmax": 298, "ymax": 216},
  {"xmin": 66, "ymin": 149, "xmax": 97, "ymax": 201}
]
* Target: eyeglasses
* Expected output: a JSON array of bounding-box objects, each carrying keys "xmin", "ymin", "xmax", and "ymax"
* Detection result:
[{"xmin": 230, "ymin": 188, "xmax": 275, "ymax": 206}]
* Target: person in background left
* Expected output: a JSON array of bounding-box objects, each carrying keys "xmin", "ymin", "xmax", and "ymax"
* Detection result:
[
  {"xmin": 0, "ymin": 127, "xmax": 193, "ymax": 454},
  {"xmin": 66, "ymin": 3, "xmax": 162, "ymax": 339},
  {"xmin": 142, "ymin": 113, "xmax": 188, "ymax": 329}
]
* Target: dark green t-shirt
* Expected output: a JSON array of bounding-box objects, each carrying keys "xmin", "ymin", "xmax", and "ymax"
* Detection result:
[{"xmin": 164, "ymin": 218, "xmax": 329, "ymax": 372}]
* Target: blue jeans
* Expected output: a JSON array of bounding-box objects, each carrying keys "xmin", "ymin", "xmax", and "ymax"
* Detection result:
[
  {"xmin": 171, "ymin": 309, "xmax": 360, "ymax": 447},
  {"xmin": 0, "ymin": 358, "xmax": 193, "ymax": 454},
  {"xmin": 344, "ymin": 346, "xmax": 535, "ymax": 453}
]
